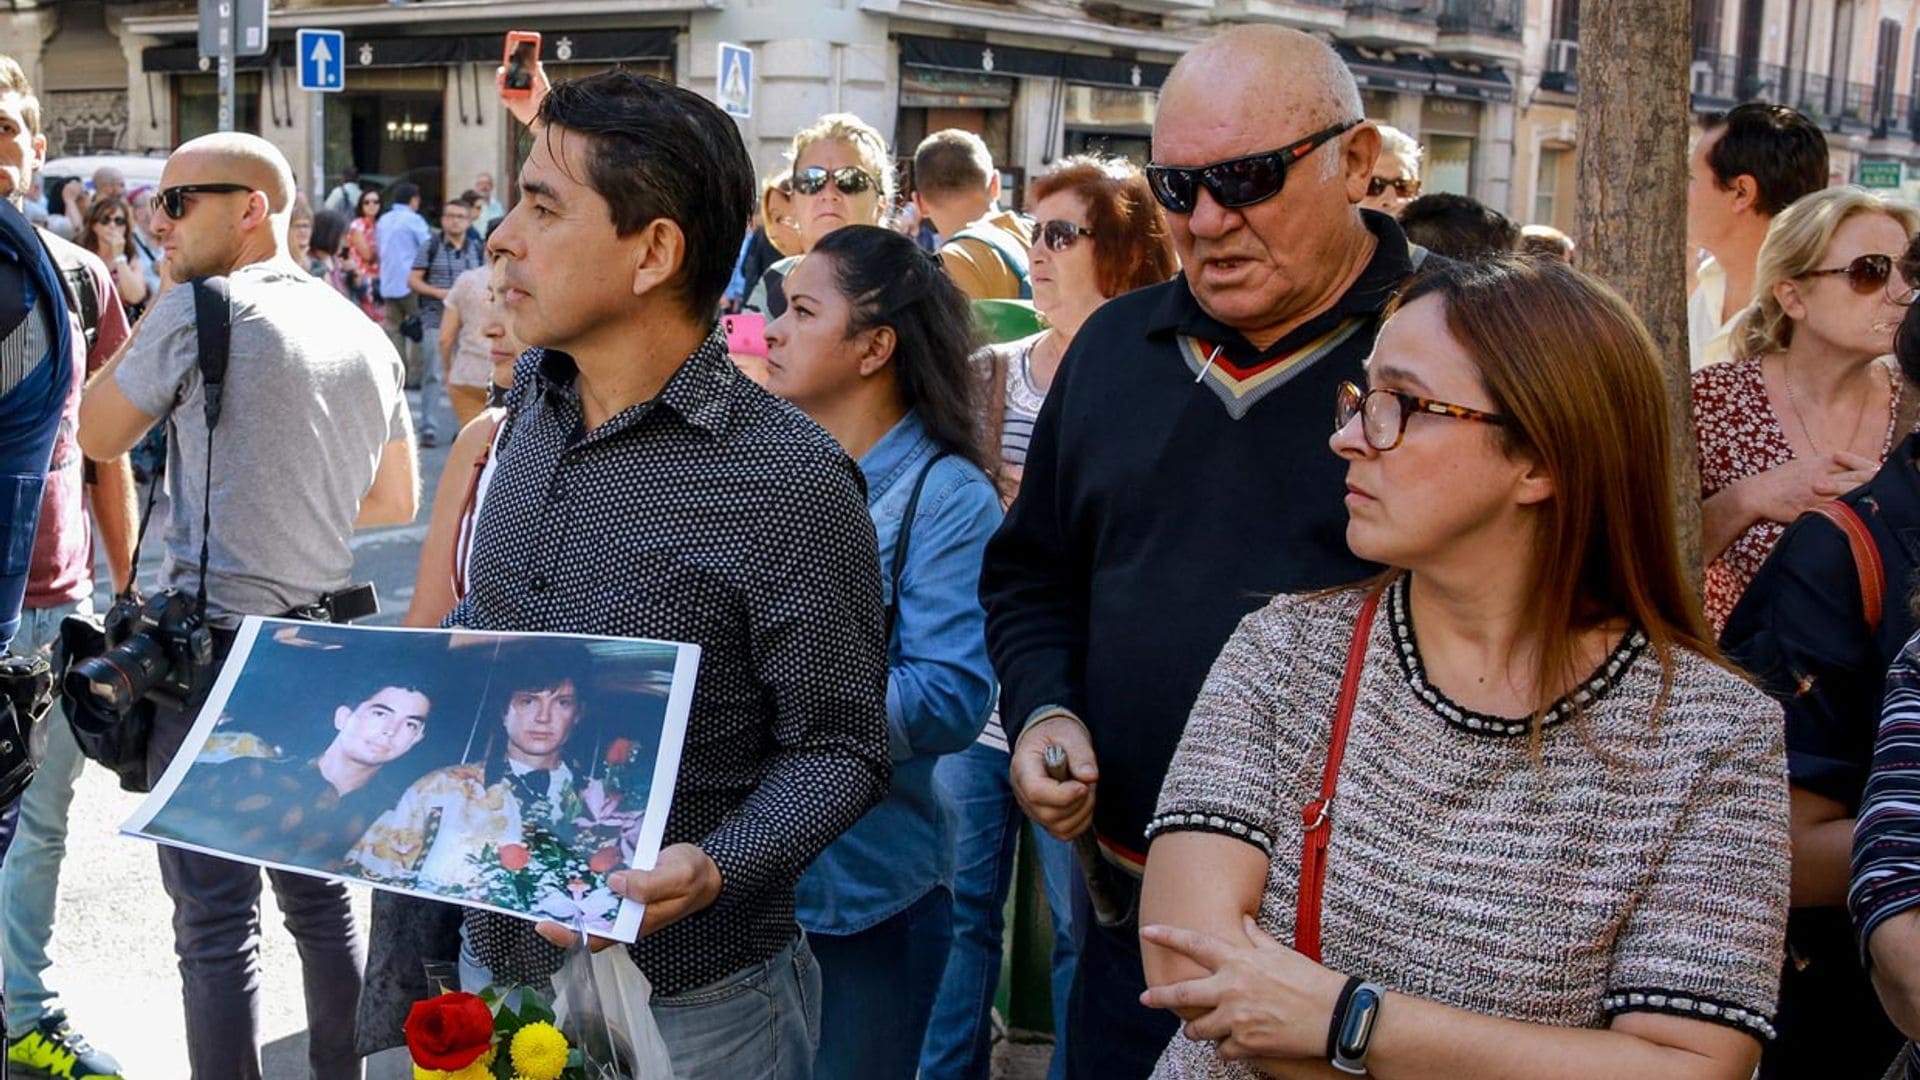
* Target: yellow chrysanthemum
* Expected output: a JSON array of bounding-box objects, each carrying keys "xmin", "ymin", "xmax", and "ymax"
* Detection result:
[
  {"xmin": 509, "ymin": 1021, "xmax": 570, "ymax": 1080},
  {"xmin": 411, "ymin": 1067, "xmax": 446, "ymax": 1080},
  {"xmin": 445, "ymin": 1047, "xmax": 497, "ymax": 1080}
]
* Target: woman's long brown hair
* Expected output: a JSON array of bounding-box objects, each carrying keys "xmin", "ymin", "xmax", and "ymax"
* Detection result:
[{"xmin": 1390, "ymin": 258, "xmax": 1720, "ymax": 733}]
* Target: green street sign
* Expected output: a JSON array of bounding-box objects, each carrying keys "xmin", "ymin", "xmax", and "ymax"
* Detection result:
[{"xmin": 1859, "ymin": 161, "xmax": 1904, "ymax": 188}]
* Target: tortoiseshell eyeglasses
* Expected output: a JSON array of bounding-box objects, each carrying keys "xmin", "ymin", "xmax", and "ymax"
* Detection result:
[{"xmin": 1335, "ymin": 380, "xmax": 1512, "ymax": 451}]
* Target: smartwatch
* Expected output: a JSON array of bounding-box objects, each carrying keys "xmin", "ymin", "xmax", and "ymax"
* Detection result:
[{"xmin": 1330, "ymin": 979, "xmax": 1385, "ymax": 1075}]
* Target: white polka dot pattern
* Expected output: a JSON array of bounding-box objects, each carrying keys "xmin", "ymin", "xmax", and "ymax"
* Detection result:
[{"xmin": 449, "ymin": 330, "xmax": 891, "ymax": 994}]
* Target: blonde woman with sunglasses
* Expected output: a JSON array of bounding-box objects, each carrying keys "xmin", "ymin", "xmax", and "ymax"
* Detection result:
[
  {"xmin": 1695, "ymin": 186, "xmax": 1920, "ymax": 633},
  {"xmin": 744, "ymin": 112, "xmax": 894, "ymax": 318}
]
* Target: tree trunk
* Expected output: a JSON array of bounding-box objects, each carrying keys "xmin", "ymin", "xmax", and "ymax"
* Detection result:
[{"xmin": 1575, "ymin": 0, "xmax": 1701, "ymax": 588}]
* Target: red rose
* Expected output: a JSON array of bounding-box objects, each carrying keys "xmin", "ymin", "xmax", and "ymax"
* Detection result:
[
  {"xmin": 403, "ymin": 991, "xmax": 495, "ymax": 1070},
  {"xmin": 605, "ymin": 737, "xmax": 635, "ymax": 765},
  {"xmin": 498, "ymin": 843, "xmax": 531, "ymax": 871},
  {"xmin": 589, "ymin": 845, "xmax": 622, "ymax": 873}
]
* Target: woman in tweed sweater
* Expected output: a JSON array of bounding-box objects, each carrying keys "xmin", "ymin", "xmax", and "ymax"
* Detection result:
[{"xmin": 1137, "ymin": 259, "xmax": 1791, "ymax": 1079}]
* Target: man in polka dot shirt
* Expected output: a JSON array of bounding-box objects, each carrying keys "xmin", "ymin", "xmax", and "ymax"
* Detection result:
[{"xmin": 444, "ymin": 67, "xmax": 891, "ymax": 1079}]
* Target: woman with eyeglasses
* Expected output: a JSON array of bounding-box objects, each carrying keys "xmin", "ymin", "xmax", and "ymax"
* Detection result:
[
  {"xmin": 344, "ymin": 187, "xmax": 384, "ymax": 323},
  {"xmin": 760, "ymin": 224, "xmax": 1002, "ymax": 1078},
  {"xmin": 82, "ymin": 195, "xmax": 149, "ymax": 321},
  {"xmin": 1357, "ymin": 124, "xmax": 1423, "ymax": 218},
  {"xmin": 1719, "ymin": 232, "xmax": 1920, "ymax": 1079},
  {"xmin": 1136, "ymin": 257, "xmax": 1788, "ymax": 1080},
  {"xmin": 1696, "ymin": 187, "xmax": 1920, "ymax": 634},
  {"xmin": 745, "ymin": 112, "xmax": 894, "ymax": 319}
]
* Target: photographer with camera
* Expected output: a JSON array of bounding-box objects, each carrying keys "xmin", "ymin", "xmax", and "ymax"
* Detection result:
[{"xmin": 75, "ymin": 132, "xmax": 417, "ymax": 1080}]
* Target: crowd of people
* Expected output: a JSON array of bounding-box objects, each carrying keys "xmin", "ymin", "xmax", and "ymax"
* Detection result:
[{"xmin": 3, "ymin": 15, "xmax": 1920, "ymax": 1080}]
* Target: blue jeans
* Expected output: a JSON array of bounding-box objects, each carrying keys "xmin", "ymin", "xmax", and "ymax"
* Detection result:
[
  {"xmin": 811, "ymin": 886, "xmax": 953, "ymax": 1078},
  {"xmin": 0, "ymin": 597, "xmax": 91, "ymax": 1035},
  {"xmin": 461, "ymin": 929, "xmax": 822, "ymax": 1080},
  {"xmin": 415, "ymin": 325, "xmax": 445, "ymax": 440},
  {"xmin": 920, "ymin": 739, "xmax": 1080, "ymax": 1080}
]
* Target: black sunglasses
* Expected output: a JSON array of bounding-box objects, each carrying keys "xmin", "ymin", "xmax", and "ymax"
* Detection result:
[
  {"xmin": 1037, "ymin": 220, "xmax": 1093, "ymax": 252},
  {"xmin": 792, "ymin": 166, "xmax": 876, "ymax": 197},
  {"xmin": 1146, "ymin": 119, "xmax": 1361, "ymax": 214},
  {"xmin": 1366, "ymin": 175, "xmax": 1422, "ymax": 199},
  {"xmin": 1803, "ymin": 253, "xmax": 1918, "ymax": 303},
  {"xmin": 151, "ymin": 183, "xmax": 253, "ymax": 220},
  {"xmin": 98, "ymin": 215, "xmax": 128, "ymax": 227}
]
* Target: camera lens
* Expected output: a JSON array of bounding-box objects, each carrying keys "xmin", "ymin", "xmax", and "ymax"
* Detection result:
[{"xmin": 67, "ymin": 635, "xmax": 170, "ymax": 716}]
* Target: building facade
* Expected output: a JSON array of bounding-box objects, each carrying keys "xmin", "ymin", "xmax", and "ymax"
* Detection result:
[{"xmin": 0, "ymin": 0, "xmax": 1911, "ymax": 226}]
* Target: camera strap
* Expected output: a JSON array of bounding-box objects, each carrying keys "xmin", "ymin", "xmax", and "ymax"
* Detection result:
[
  {"xmin": 120, "ymin": 277, "xmax": 229, "ymax": 615},
  {"xmin": 188, "ymin": 276, "xmax": 231, "ymax": 621}
]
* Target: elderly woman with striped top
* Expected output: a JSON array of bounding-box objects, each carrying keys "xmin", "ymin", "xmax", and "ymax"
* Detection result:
[{"xmin": 1137, "ymin": 258, "xmax": 1790, "ymax": 1079}]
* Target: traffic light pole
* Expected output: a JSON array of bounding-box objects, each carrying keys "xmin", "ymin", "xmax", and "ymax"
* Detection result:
[{"xmin": 216, "ymin": 0, "xmax": 235, "ymax": 132}]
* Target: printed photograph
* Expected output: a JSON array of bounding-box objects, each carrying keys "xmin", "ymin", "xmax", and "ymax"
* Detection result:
[{"xmin": 121, "ymin": 619, "xmax": 699, "ymax": 943}]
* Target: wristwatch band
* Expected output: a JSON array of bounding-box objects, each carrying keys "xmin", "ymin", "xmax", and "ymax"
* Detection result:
[{"xmin": 1330, "ymin": 980, "xmax": 1385, "ymax": 1075}]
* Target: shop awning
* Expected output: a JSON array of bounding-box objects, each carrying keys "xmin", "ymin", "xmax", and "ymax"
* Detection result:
[
  {"xmin": 896, "ymin": 34, "xmax": 1170, "ymax": 92},
  {"xmin": 142, "ymin": 27, "xmax": 676, "ymax": 75},
  {"xmin": 1426, "ymin": 57, "xmax": 1512, "ymax": 103},
  {"xmin": 1337, "ymin": 44, "xmax": 1434, "ymax": 95}
]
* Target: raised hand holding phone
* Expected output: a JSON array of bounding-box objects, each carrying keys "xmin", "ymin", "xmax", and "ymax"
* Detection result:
[{"xmin": 496, "ymin": 31, "xmax": 549, "ymax": 128}]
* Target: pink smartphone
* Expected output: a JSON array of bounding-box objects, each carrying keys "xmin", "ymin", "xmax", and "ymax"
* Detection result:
[{"xmin": 724, "ymin": 312, "xmax": 769, "ymax": 358}]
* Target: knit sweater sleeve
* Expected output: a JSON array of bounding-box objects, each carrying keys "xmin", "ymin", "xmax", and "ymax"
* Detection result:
[{"xmin": 1603, "ymin": 663, "xmax": 1790, "ymax": 1042}]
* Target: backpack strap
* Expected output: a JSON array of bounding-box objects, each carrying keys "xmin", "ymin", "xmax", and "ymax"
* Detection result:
[
  {"xmin": 1807, "ymin": 500, "xmax": 1884, "ymax": 633},
  {"xmin": 950, "ymin": 223, "xmax": 1033, "ymax": 300}
]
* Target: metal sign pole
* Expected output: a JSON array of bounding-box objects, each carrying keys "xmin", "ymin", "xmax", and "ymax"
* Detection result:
[
  {"xmin": 310, "ymin": 94, "xmax": 325, "ymax": 201},
  {"xmin": 216, "ymin": 0, "xmax": 235, "ymax": 132}
]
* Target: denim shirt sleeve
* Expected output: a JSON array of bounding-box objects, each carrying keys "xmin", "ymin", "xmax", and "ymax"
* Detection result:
[{"xmin": 884, "ymin": 458, "xmax": 1002, "ymax": 763}]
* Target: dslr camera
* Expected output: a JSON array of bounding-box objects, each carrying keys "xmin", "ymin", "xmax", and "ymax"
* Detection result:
[{"xmin": 65, "ymin": 589, "xmax": 216, "ymax": 716}]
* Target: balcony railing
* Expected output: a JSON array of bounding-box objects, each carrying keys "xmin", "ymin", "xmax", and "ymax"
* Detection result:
[
  {"xmin": 1346, "ymin": 1, "xmax": 1439, "ymax": 24},
  {"xmin": 1438, "ymin": 0, "xmax": 1521, "ymax": 38}
]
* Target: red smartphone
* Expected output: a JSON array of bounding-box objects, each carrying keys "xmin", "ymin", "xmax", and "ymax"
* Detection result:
[{"xmin": 501, "ymin": 31, "xmax": 542, "ymax": 100}]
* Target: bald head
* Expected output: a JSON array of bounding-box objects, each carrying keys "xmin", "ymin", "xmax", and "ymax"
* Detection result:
[
  {"xmin": 1160, "ymin": 26, "xmax": 1362, "ymax": 138},
  {"xmin": 171, "ymin": 132, "xmax": 296, "ymax": 213}
]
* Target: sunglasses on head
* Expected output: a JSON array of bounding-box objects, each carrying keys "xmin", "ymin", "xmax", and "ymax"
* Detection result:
[
  {"xmin": 1146, "ymin": 118, "xmax": 1361, "ymax": 214},
  {"xmin": 792, "ymin": 166, "xmax": 876, "ymax": 197},
  {"xmin": 151, "ymin": 183, "xmax": 253, "ymax": 220},
  {"xmin": 1366, "ymin": 175, "xmax": 1422, "ymax": 199},
  {"xmin": 1037, "ymin": 219, "xmax": 1093, "ymax": 252},
  {"xmin": 1802, "ymin": 253, "xmax": 1918, "ymax": 303}
]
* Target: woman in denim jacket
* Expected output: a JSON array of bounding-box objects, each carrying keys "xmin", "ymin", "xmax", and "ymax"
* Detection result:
[{"xmin": 762, "ymin": 224, "xmax": 1003, "ymax": 1077}]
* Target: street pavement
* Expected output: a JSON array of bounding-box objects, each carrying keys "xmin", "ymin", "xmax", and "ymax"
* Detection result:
[{"xmin": 31, "ymin": 387, "xmax": 1057, "ymax": 1078}]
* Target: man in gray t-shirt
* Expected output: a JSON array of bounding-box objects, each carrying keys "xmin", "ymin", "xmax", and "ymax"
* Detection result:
[{"xmin": 76, "ymin": 132, "xmax": 417, "ymax": 1079}]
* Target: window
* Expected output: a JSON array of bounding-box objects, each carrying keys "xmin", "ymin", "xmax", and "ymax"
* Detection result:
[
  {"xmin": 1425, "ymin": 134, "xmax": 1474, "ymax": 196},
  {"xmin": 1533, "ymin": 144, "xmax": 1575, "ymax": 232},
  {"xmin": 173, "ymin": 74, "xmax": 262, "ymax": 143}
]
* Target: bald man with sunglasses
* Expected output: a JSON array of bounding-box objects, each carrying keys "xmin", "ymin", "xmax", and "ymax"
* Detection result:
[
  {"xmin": 77, "ymin": 132, "xmax": 418, "ymax": 1079},
  {"xmin": 980, "ymin": 25, "xmax": 1434, "ymax": 1077}
]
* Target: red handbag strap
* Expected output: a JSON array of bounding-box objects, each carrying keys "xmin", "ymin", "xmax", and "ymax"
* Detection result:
[
  {"xmin": 1807, "ymin": 500, "xmax": 1884, "ymax": 634},
  {"xmin": 1295, "ymin": 585, "xmax": 1383, "ymax": 963}
]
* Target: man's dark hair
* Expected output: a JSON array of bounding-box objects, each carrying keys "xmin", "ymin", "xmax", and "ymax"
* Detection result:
[
  {"xmin": 537, "ymin": 71, "xmax": 755, "ymax": 321},
  {"xmin": 1399, "ymin": 193, "xmax": 1520, "ymax": 261},
  {"xmin": 340, "ymin": 671, "xmax": 432, "ymax": 723},
  {"xmin": 912, "ymin": 129, "xmax": 994, "ymax": 200},
  {"xmin": 311, "ymin": 208, "xmax": 349, "ymax": 257},
  {"xmin": 457, "ymin": 189, "xmax": 482, "ymax": 208},
  {"xmin": 490, "ymin": 639, "xmax": 594, "ymax": 707},
  {"xmin": 389, "ymin": 182, "xmax": 420, "ymax": 208},
  {"xmin": 1700, "ymin": 103, "xmax": 1828, "ymax": 217},
  {"xmin": 340, "ymin": 166, "xmax": 359, "ymax": 184}
]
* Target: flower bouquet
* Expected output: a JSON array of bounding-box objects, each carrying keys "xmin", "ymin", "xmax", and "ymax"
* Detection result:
[
  {"xmin": 404, "ymin": 937, "xmax": 674, "ymax": 1079},
  {"xmin": 404, "ymin": 987, "xmax": 590, "ymax": 1080}
]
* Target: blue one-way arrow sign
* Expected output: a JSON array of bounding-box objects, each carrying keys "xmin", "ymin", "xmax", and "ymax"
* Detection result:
[{"xmin": 297, "ymin": 28, "xmax": 345, "ymax": 92}]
